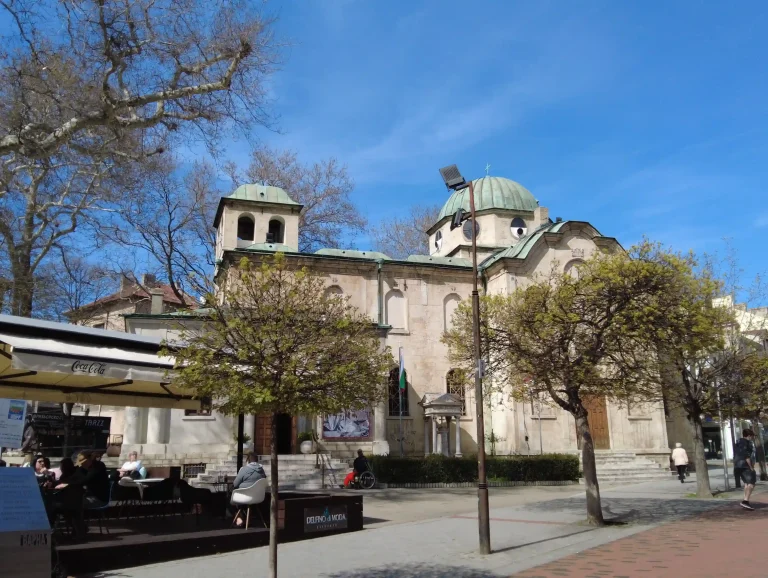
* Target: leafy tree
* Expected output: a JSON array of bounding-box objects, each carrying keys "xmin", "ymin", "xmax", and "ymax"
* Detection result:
[
  {"xmin": 371, "ymin": 204, "xmax": 441, "ymax": 259},
  {"xmin": 169, "ymin": 254, "xmax": 391, "ymax": 578},
  {"xmin": 444, "ymin": 243, "xmax": 683, "ymax": 525},
  {"xmin": 651, "ymin": 249, "xmax": 735, "ymax": 498}
]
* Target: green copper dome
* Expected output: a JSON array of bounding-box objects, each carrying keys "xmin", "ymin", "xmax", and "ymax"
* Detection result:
[
  {"xmin": 437, "ymin": 176, "xmax": 538, "ymax": 221},
  {"xmin": 228, "ymin": 184, "xmax": 299, "ymax": 206}
]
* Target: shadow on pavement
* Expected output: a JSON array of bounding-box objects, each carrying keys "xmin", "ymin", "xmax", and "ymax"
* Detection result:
[
  {"xmin": 326, "ymin": 564, "xmax": 501, "ymax": 578},
  {"xmin": 525, "ymin": 497, "xmax": 727, "ymax": 525}
]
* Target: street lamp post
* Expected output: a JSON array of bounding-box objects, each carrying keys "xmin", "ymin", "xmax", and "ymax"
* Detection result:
[{"xmin": 439, "ymin": 164, "xmax": 491, "ymax": 555}]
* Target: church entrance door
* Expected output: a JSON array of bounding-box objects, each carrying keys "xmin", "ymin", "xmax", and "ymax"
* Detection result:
[
  {"xmin": 577, "ymin": 396, "xmax": 611, "ymax": 450},
  {"xmin": 255, "ymin": 414, "xmax": 297, "ymax": 455}
]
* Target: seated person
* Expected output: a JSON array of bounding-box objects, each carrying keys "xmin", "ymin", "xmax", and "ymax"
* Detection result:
[
  {"xmin": 33, "ymin": 456, "xmax": 56, "ymax": 487},
  {"xmin": 343, "ymin": 449, "xmax": 369, "ymax": 488},
  {"xmin": 232, "ymin": 453, "xmax": 266, "ymax": 527},
  {"xmin": 0, "ymin": 459, "xmax": 5, "ymax": 467},
  {"xmin": 57, "ymin": 458, "xmax": 77, "ymax": 484},
  {"xmin": 118, "ymin": 451, "xmax": 143, "ymax": 479},
  {"xmin": 56, "ymin": 451, "xmax": 110, "ymax": 508}
]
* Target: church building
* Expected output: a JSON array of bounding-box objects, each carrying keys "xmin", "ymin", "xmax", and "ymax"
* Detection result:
[{"xmin": 180, "ymin": 176, "xmax": 669, "ymax": 466}]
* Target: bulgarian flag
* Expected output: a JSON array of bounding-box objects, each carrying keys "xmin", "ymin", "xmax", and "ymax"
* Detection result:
[{"xmin": 398, "ymin": 347, "xmax": 406, "ymax": 390}]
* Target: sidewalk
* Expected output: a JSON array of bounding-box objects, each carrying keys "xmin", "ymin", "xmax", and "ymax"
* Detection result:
[
  {"xmin": 84, "ymin": 474, "xmax": 751, "ymax": 578},
  {"xmin": 515, "ymin": 491, "xmax": 768, "ymax": 577}
]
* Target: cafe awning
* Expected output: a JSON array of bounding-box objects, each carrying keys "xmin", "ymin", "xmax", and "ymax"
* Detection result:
[{"xmin": 0, "ymin": 314, "xmax": 200, "ymax": 410}]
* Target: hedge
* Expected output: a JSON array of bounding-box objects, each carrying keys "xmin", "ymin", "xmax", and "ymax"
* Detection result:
[{"xmin": 369, "ymin": 454, "xmax": 580, "ymax": 484}]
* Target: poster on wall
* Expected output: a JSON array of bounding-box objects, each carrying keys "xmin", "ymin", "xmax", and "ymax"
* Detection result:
[
  {"xmin": 0, "ymin": 399, "xmax": 27, "ymax": 449},
  {"xmin": 322, "ymin": 409, "xmax": 371, "ymax": 440}
]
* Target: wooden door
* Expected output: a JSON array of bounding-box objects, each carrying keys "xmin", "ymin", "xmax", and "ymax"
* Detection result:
[
  {"xmin": 254, "ymin": 414, "xmax": 297, "ymax": 455},
  {"xmin": 580, "ymin": 396, "xmax": 611, "ymax": 450},
  {"xmin": 255, "ymin": 414, "xmax": 272, "ymax": 457}
]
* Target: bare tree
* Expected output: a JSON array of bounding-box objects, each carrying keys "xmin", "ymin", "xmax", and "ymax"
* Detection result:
[
  {"xmin": 34, "ymin": 247, "xmax": 117, "ymax": 323},
  {"xmin": 0, "ymin": 0, "xmax": 281, "ymax": 316},
  {"xmin": 233, "ymin": 145, "xmax": 366, "ymax": 252},
  {"xmin": 108, "ymin": 158, "xmax": 220, "ymax": 303},
  {"xmin": 371, "ymin": 204, "xmax": 440, "ymax": 259}
]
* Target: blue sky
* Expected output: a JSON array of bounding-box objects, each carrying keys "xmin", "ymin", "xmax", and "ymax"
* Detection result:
[{"xmin": 218, "ymin": 0, "xmax": 767, "ymax": 293}]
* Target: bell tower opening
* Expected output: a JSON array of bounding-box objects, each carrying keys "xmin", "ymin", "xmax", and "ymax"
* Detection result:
[
  {"xmin": 267, "ymin": 218, "xmax": 284, "ymax": 244},
  {"xmin": 237, "ymin": 215, "xmax": 255, "ymax": 243}
]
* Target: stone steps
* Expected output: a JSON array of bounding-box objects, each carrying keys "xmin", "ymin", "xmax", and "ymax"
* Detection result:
[
  {"xmin": 583, "ymin": 451, "xmax": 672, "ymax": 483},
  {"xmin": 194, "ymin": 453, "xmax": 349, "ymax": 489}
]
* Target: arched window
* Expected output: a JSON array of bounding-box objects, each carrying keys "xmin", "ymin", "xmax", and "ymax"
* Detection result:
[
  {"xmin": 564, "ymin": 259, "xmax": 584, "ymax": 279},
  {"xmin": 447, "ymin": 369, "xmax": 468, "ymax": 415},
  {"xmin": 385, "ymin": 290, "xmax": 406, "ymax": 330},
  {"xmin": 325, "ymin": 285, "xmax": 343, "ymax": 297},
  {"xmin": 237, "ymin": 215, "xmax": 255, "ymax": 242},
  {"xmin": 267, "ymin": 218, "xmax": 284, "ymax": 244},
  {"xmin": 443, "ymin": 293, "xmax": 461, "ymax": 332},
  {"xmin": 434, "ymin": 230, "xmax": 443, "ymax": 252},
  {"xmin": 388, "ymin": 366, "xmax": 410, "ymax": 417}
]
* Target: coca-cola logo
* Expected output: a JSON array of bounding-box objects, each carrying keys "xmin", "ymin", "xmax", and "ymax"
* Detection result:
[{"xmin": 71, "ymin": 360, "xmax": 107, "ymax": 375}]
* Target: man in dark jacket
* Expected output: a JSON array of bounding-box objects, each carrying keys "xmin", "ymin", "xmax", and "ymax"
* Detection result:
[
  {"xmin": 56, "ymin": 450, "xmax": 110, "ymax": 506},
  {"xmin": 734, "ymin": 429, "xmax": 757, "ymax": 510}
]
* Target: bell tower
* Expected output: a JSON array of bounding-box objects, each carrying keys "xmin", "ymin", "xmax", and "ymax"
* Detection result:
[{"xmin": 213, "ymin": 184, "xmax": 304, "ymax": 260}]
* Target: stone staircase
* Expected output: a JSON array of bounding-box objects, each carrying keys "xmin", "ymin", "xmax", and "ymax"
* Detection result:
[
  {"xmin": 193, "ymin": 453, "xmax": 350, "ymax": 491},
  {"xmin": 586, "ymin": 451, "xmax": 672, "ymax": 484}
]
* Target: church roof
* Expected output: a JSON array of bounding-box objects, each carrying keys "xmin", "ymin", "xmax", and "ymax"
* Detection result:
[
  {"xmin": 479, "ymin": 220, "xmax": 612, "ymax": 270},
  {"xmin": 314, "ymin": 248, "xmax": 391, "ymax": 260},
  {"xmin": 406, "ymin": 255, "xmax": 471, "ymax": 267},
  {"xmin": 437, "ymin": 176, "xmax": 539, "ymax": 222},
  {"xmin": 228, "ymin": 184, "xmax": 300, "ymax": 206},
  {"xmin": 246, "ymin": 242, "xmax": 298, "ymax": 253}
]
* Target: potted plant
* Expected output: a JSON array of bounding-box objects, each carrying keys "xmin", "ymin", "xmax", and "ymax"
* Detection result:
[{"xmin": 298, "ymin": 432, "xmax": 315, "ymax": 454}]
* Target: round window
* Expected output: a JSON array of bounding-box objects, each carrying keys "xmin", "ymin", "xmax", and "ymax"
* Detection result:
[
  {"xmin": 435, "ymin": 230, "xmax": 443, "ymax": 251},
  {"xmin": 462, "ymin": 219, "xmax": 480, "ymax": 241},
  {"xmin": 511, "ymin": 217, "xmax": 527, "ymax": 239}
]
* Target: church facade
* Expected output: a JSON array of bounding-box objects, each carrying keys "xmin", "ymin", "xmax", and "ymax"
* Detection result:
[{"xmin": 197, "ymin": 176, "xmax": 670, "ymax": 465}]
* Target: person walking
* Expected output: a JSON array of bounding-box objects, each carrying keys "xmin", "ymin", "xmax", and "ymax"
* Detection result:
[
  {"xmin": 734, "ymin": 429, "xmax": 757, "ymax": 510},
  {"xmin": 671, "ymin": 443, "xmax": 689, "ymax": 483}
]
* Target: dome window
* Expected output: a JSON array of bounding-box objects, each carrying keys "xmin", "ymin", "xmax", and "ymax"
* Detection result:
[
  {"xmin": 237, "ymin": 215, "xmax": 255, "ymax": 242},
  {"xmin": 435, "ymin": 230, "xmax": 443, "ymax": 251},
  {"xmin": 511, "ymin": 217, "xmax": 527, "ymax": 239},
  {"xmin": 462, "ymin": 218, "xmax": 480, "ymax": 241}
]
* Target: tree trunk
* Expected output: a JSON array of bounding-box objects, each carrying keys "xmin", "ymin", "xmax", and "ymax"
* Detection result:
[
  {"xmin": 689, "ymin": 416, "xmax": 712, "ymax": 498},
  {"xmin": 269, "ymin": 412, "xmax": 279, "ymax": 578},
  {"xmin": 10, "ymin": 257, "xmax": 34, "ymax": 317},
  {"xmin": 575, "ymin": 413, "xmax": 604, "ymax": 526},
  {"xmin": 753, "ymin": 415, "xmax": 767, "ymax": 481}
]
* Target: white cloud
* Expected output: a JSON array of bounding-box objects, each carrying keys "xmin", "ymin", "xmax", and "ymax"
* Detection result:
[{"xmin": 755, "ymin": 213, "xmax": 768, "ymax": 228}]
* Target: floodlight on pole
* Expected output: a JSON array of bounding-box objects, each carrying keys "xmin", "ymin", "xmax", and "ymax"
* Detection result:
[{"xmin": 438, "ymin": 164, "xmax": 491, "ymax": 556}]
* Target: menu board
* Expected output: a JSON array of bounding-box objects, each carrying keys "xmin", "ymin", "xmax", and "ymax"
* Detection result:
[
  {"xmin": 0, "ymin": 468, "xmax": 50, "ymax": 532},
  {"xmin": 0, "ymin": 398, "xmax": 26, "ymax": 448}
]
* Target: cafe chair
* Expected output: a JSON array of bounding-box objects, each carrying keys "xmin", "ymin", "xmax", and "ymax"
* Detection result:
[
  {"xmin": 85, "ymin": 482, "xmax": 113, "ymax": 535},
  {"xmin": 230, "ymin": 478, "xmax": 267, "ymax": 529},
  {"xmin": 114, "ymin": 477, "xmax": 142, "ymax": 519}
]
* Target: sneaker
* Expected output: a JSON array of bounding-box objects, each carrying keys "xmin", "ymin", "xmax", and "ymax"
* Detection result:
[{"xmin": 741, "ymin": 501, "xmax": 754, "ymax": 510}]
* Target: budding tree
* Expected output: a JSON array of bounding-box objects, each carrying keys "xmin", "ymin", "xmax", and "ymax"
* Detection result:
[
  {"xmin": 444, "ymin": 242, "xmax": 684, "ymax": 525},
  {"xmin": 170, "ymin": 254, "xmax": 391, "ymax": 578}
]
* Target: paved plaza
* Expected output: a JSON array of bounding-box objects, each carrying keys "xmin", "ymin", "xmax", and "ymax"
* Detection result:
[{"xmin": 81, "ymin": 466, "xmax": 765, "ymax": 578}]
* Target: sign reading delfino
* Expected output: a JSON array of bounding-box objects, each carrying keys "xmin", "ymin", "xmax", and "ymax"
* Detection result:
[
  {"xmin": 71, "ymin": 361, "xmax": 107, "ymax": 375},
  {"xmin": 303, "ymin": 505, "xmax": 348, "ymax": 533}
]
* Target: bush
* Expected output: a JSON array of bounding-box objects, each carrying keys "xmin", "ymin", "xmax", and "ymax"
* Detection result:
[{"xmin": 369, "ymin": 454, "xmax": 579, "ymax": 484}]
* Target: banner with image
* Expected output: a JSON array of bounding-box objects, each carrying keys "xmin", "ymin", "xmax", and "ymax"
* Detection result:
[{"xmin": 322, "ymin": 409, "xmax": 371, "ymax": 440}]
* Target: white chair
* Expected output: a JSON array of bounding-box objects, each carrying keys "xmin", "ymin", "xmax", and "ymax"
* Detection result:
[{"xmin": 230, "ymin": 477, "xmax": 268, "ymax": 529}]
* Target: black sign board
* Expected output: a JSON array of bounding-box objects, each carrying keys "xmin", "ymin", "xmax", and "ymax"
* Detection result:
[
  {"xmin": 303, "ymin": 505, "xmax": 348, "ymax": 533},
  {"xmin": 30, "ymin": 414, "xmax": 111, "ymax": 433}
]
